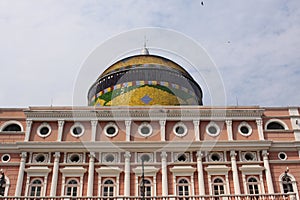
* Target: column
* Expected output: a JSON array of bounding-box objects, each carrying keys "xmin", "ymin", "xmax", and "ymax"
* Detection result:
[
  {"xmin": 161, "ymin": 151, "xmax": 168, "ymax": 196},
  {"xmin": 159, "ymin": 120, "xmax": 166, "ymax": 141},
  {"xmin": 91, "ymin": 120, "xmax": 98, "ymax": 141},
  {"xmin": 57, "ymin": 120, "xmax": 65, "ymax": 141},
  {"xmin": 262, "ymin": 150, "xmax": 274, "ymax": 194},
  {"xmin": 124, "ymin": 151, "xmax": 131, "ymax": 196},
  {"xmin": 230, "ymin": 150, "xmax": 240, "ymax": 194},
  {"xmin": 125, "ymin": 121, "xmax": 131, "ymax": 142},
  {"xmin": 50, "ymin": 152, "xmax": 60, "ymax": 196},
  {"xmin": 24, "ymin": 120, "xmax": 32, "ymax": 142},
  {"xmin": 193, "ymin": 120, "xmax": 200, "ymax": 141},
  {"xmin": 226, "ymin": 119, "xmax": 233, "ymax": 140},
  {"xmin": 15, "ymin": 152, "xmax": 27, "ymax": 196},
  {"xmin": 87, "ymin": 152, "xmax": 95, "ymax": 196},
  {"xmin": 196, "ymin": 151, "xmax": 205, "ymax": 195},
  {"xmin": 256, "ymin": 119, "xmax": 265, "ymax": 140}
]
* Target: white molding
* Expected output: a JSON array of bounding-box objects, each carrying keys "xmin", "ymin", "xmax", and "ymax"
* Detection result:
[
  {"xmin": 205, "ymin": 165, "xmax": 231, "ymax": 175},
  {"xmin": 37, "ymin": 122, "xmax": 52, "ymax": 138},
  {"xmin": 24, "ymin": 166, "xmax": 51, "ymax": 177},
  {"xmin": 103, "ymin": 122, "xmax": 119, "ymax": 138},
  {"xmin": 265, "ymin": 119, "xmax": 289, "ymax": 130},
  {"xmin": 170, "ymin": 166, "xmax": 196, "ymax": 176},
  {"xmin": 238, "ymin": 121, "xmax": 253, "ymax": 137},
  {"xmin": 173, "ymin": 122, "xmax": 188, "ymax": 137},
  {"xmin": 70, "ymin": 122, "xmax": 85, "ymax": 138},
  {"xmin": 132, "ymin": 166, "xmax": 159, "ymax": 177}
]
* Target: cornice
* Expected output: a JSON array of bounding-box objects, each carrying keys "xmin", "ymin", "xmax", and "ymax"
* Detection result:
[
  {"xmin": 14, "ymin": 140, "xmax": 272, "ymax": 152},
  {"xmin": 24, "ymin": 107, "xmax": 265, "ymax": 121}
]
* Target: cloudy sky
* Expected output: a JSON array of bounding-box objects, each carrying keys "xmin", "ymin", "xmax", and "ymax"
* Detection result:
[{"xmin": 0, "ymin": 0, "xmax": 299, "ymax": 107}]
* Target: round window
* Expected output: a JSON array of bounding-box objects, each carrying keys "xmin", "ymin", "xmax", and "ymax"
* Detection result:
[
  {"xmin": 141, "ymin": 154, "xmax": 151, "ymax": 162},
  {"xmin": 105, "ymin": 154, "xmax": 115, "ymax": 162},
  {"xmin": 37, "ymin": 123, "xmax": 51, "ymax": 137},
  {"xmin": 138, "ymin": 123, "xmax": 152, "ymax": 137},
  {"xmin": 1, "ymin": 154, "xmax": 10, "ymax": 163},
  {"xmin": 206, "ymin": 122, "xmax": 220, "ymax": 137},
  {"xmin": 35, "ymin": 154, "xmax": 46, "ymax": 163},
  {"xmin": 210, "ymin": 153, "xmax": 221, "ymax": 161},
  {"xmin": 173, "ymin": 122, "xmax": 187, "ymax": 137},
  {"xmin": 244, "ymin": 152, "xmax": 256, "ymax": 161},
  {"xmin": 177, "ymin": 154, "xmax": 187, "ymax": 162},
  {"xmin": 70, "ymin": 123, "xmax": 85, "ymax": 137},
  {"xmin": 238, "ymin": 122, "xmax": 252, "ymax": 136},
  {"xmin": 69, "ymin": 154, "xmax": 80, "ymax": 163},
  {"xmin": 278, "ymin": 152, "xmax": 287, "ymax": 160},
  {"xmin": 104, "ymin": 123, "xmax": 119, "ymax": 137}
]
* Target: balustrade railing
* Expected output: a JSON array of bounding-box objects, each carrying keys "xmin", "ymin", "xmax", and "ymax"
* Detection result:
[{"xmin": 0, "ymin": 193, "xmax": 297, "ymax": 200}]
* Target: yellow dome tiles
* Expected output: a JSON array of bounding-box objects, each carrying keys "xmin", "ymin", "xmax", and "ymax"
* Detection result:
[
  {"xmin": 90, "ymin": 82, "xmax": 198, "ymax": 106},
  {"xmin": 100, "ymin": 55, "xmax": 190, "ymax": 78}
]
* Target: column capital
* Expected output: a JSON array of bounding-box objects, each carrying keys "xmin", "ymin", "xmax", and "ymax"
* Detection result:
[
  {"xmin": 53, "ymin": 152, "xmax": 60, "ymax": 158},
  {"xmin": 225, "ymin": 119, "xmax": 232, "ymax": 126},
  {"xmin": 159, "ymin": 120, "xmax": 166, "ymax": 126},
  {"xmin": 58, "ymin": 120, "xmax": 65, "ymax": 127},
  {"xmin": 26, "ymin": 120, "xmax": 32, "ymax": 127},
  {"xmin": 20, "ymin": 152, "xmax": 27, "ymax": 159},
  {"xmin": 160, "ymin": 151, "xmax": 167, "ymax": 159},
  {"xmin": 230, "ymin": 150, "xmax": 237, "ymax": 158},
  {"xmin": 91, "ymin": 120, "xmax": 98, "ymax": 127},
  {"xmin": 89, "ymin": 152, "xmax": 96, "ymax": 158},
  {"xmin": 256, "ymin": 118, "xmax": 263, "ymax": 126},
  {"xmin": 196, "ymin": 151, "xmax": 204, "ymax": 158},
  {"xmin": 193, "ymin": 120, "xmax": 200, "ymax": 126},
  {"xmin": 125, "ymin": 120, "xmax": 132, "ymax": 126},
  {"xmin": 124, "ymin": 151, "xmax": 131, "ymax": 159},
  {"xmin": 262, "ymin": 150, "xmax": 269, "ymax": 158}
]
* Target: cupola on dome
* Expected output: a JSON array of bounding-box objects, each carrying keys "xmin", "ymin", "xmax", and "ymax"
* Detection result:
[{"xmin": 88, "ymin": 50, "xmax": 203, "ymax": 106}]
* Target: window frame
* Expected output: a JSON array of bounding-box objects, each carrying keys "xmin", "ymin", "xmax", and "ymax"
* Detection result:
[
  {"xmin": 28, "ymin": 178, "xmax": 43, "ymax": 197},
  {"xmin": 65, "ymin": 178, "xmax": 80, "ymax": 197}
]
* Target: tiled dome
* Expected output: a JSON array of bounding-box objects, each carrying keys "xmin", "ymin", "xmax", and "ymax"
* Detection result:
[{"xmin": 88, "ymin": 52, "xmax": 203, "ymax": 106}]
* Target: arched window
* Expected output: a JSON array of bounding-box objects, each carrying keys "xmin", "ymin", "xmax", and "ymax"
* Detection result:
[
  {"xmin": 0, "ymin": 121, "xmax": 23, "ymax": 132},
  {"xmin": 212, "ymin": 178, "xmax": 225, "ymax": 195},
  {"xmin": 247, "ymin": 177, "xmax": 259, "ymax": 194},
  {"xmin": 267, "ymin": 122, "xmax": 284, "ymax": 130},
  {"xmin": 140, "ymin": 178, "xmax": 152, "ymax": 197},
  {"xmin": 102, "ymin": 179, "xmax": 115, "ymax": 197},
  {"xmin": 29, "ymin": 179, "xmax": 43, "ymax": 197},
  {"xmin": 282, "ymin": 175, "xmax": 294, "ymax": 193},
  {"xmin": 265, "ymin": 119, "xmax": 288, "ymax": 130},
  {"xmin": 65, "ymin": 179, "xmax": 79, "ymax": 197},
  {"xmin": 177, "ymin": 178, "xmax": 189, "ymax": 197}
]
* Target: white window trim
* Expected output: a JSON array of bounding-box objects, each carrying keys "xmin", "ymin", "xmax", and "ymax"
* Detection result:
[
  {"xmin": 177, "ymin": 178, "xmax": 191, "ymax": 197},
  {"xmin": 170, "ymin": 166, "xmax": 196, "ymax": 196},
  {"xmin": 279, "ymin": 172, "xmax": 299, "ymax": 199},
  {"xmin": 104, "ymin": 122, "xmax": 119, "ymax": 138},
  {"xmin": 212, "ymin": 177, "xmax": 227, "ymax": 195},
  {"xmin": 0, "ymin": 120, "xmax": 24, "ymax": 132},
  {"xmin": 138, "ymin": 122, "xmax": 153, "ymax": 137},
  {"xmin": 133, "ymin": 166, "xmax": 159, "ymax": 196},
  {"xmin": 96, "ymin": 167, "xmax": 122, "ymax": 196},
  {"xmin": 246, "ymin": 176, "xmax": 261, "ymax": 194},
  {"xmin": 70, "ymin": 122, "xmax": 85, "ymax": 138},
  {"xmin": 204, "ymin": 165, "xmax": 231, "ymax": 195},
  {"xmin": 1, "ymin": 154, "xmax": 11, "ymax": 163},
  {"xmin": 101, "ymin": 152, "xmax": 118, "ymax": 163},
  {"xmin": 206, "ymin": 122, "xmax": 220, "ymax": 137},
  {"xmin": 173, "ymin": 122, "xmax": 188, "ymax": 137},
  {"xmin": 265, "ymin": 119, "xmax": 288, "ymax": 130},
  {"xmin": 239, "ymin": 165, "xmax": 265, "ymax": 195},
  {"xmin": 238, "ymin": 121, "xmax": 253, "ymax": 136},
  {"xmin": 24, "ymin": 166, "xmax": 51, "ymax": 197},
  {"xmin": 60, "ymin": 167, "xmax": 87, "ymax": 197},
  {"xmin": 278, "ymin": 152, "xmax": 288, "ymax": 160},
  {"xmin": 37, "ymin": 123, "xmax": 52, "ymax": 138}
]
